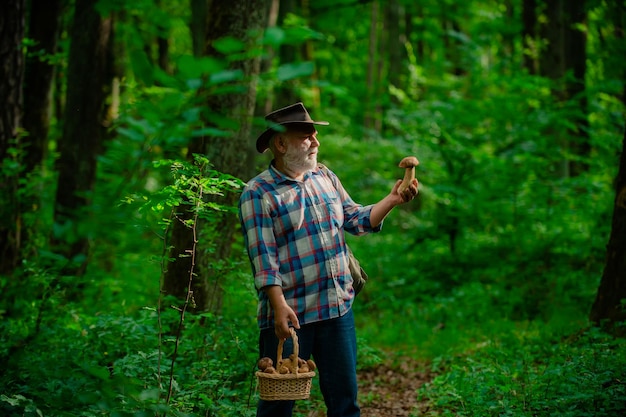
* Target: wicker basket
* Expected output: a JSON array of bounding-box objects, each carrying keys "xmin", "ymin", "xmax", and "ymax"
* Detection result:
[{"xmin": 256, "ymin": 328, "xmax": 316, "ymax": 401}]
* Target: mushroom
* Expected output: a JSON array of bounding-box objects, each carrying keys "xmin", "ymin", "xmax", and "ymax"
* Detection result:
[
  {"xmin": 281, "ymin": 358, "xmax": 293, "ymax": 370},
  {"xmin": 398, "ymin": 156, "xmax": 419, "ymax": 195},
  {"xmin": 257, "ymin": 357, "xmax": 273, "ymax": 371}
]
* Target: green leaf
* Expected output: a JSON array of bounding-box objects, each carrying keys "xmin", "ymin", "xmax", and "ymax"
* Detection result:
[
  {"xmin": 129, "ymin": 49, "xmax": 154, "ymax": 85},
  {"xmin": 277, "ymin": 61, "xmax": 315, "ymax": 81},
  {"xmin": 191, "ymin": 127, "xmax": 232, "ymax": 138},
  {"xmin": 263, "ymin": 27, "xmax": 286, "ymax": 47},
  {"xmin": 209, "ymin": 69, "xmax": 244, "ymax": 84},
  {"xmin": 213, "ymin": 36, "xmax": 245, "ymax": 54}
]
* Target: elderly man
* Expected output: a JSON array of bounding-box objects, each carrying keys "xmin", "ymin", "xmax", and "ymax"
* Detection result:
[{"xmin": 238, "ymin": 102, "xmax": 418, "ymax": 417}]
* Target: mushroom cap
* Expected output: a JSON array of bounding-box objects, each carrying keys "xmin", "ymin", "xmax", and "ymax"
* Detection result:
[{"xmin": 398, "ymin": 156, "xmax": 419, "ymax": 168}]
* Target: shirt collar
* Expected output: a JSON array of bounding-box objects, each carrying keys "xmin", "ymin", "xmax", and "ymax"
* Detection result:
[{"xmin": 268, "ymin": 161, "xmax": 320, "ymax": 184}]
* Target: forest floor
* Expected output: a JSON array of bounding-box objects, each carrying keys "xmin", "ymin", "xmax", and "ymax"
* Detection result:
[
  {"xmin": 303, "ymin": 356, "xmax": 437, "ymax": 417},
  {"xmin": 357, "ymin": 357, "xmax": 436, "ymax": 417}
]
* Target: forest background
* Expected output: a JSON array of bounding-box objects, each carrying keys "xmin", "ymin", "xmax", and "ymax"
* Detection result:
[{"xmin": 1, "ymin": 0, "xmax": 625, "ymax": 416}]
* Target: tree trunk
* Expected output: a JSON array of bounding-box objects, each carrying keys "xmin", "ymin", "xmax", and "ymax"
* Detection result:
[
  {"xmin": 613, "ymin": 3, "xmax": 625, "ymax": 107},
  {"xmin": 52, "ymin": 0, "xmax": 113, "ymax": 276},
  {"xmin": 364, "ymin": 0, "xmax": 379, "ymax": 133},
  {"xmin": 189, "ymin": 0, "xmax": 207, "ymax": 58},
  {"xmin": 274, "ymin": 0, "xmax": 299, "ymax": 107},
  {"xmin": 155, "ymin": 0, "xmax": 169, "ymax": 73},
  {"xmin": 260, "ymin": 0, "xmax": 280, "ymax": 114},
  {"xmin": 443, "ymin": 7, "xmax": 465, "ymax": 77},
  {"xmin": 17, "ymin": 0, "xmax": 64, "ymax": 264},
  {"xmin": 0, "ymin": 0, "xmax": 26, "ymax": 275},
  {"xmin": 538, "ymin": 0, "xmax": 588, "ymax": 179},
  {"xmin": 409, "ymin": 4, "xmax": 424, "ymax": 62},
  {"xmin": 539, "ymin": 1, "xmax": 565, "ymax": 81},
  {"xmin": 163, "ymin": 0, "xmax": 269, "ymax": 313},
  {"xmin": 564, "ymin": 0, "xmax": 589, "ymax": 176},
  {"xmin": 522, "ymin": 0, "xmax": 537, "ymax": 74},
  {"xmin": 589, "ymin": 125, "xmax": 626, "ymax": 336},
  {"xmin": 22, "ymin": 0, "xmax": 62, "ymax": 175},
  {"xmin": 386, "ymin": 0, "xmax": 403, "ymax": 95},
  {"xmin": 539, "ymin": 0, "xmax": 567, "ymax": 177}
]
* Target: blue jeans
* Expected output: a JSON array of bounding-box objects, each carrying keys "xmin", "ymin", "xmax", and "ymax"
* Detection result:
[{"xmin": 256, "ymin": 309, "xmax": 360, "ymax": 417}]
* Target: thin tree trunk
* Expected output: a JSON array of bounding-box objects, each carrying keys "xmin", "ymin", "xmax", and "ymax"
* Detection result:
[
  {"xmin": 411, "ymin": 4, "xmax": 424, "ymax": 62},
  {"xmin": 539, "ymin": 0, "xmax": 588, "ymax": 178},
  {"xmin": 23, "ymin": 0, "xmax": 62, "ymax": 174},
  {"xmin": 189, "ymin": 0, "xmax": 207, "ymax": 58},
  {"xmin": 261, "ymin": 0, "xmax": 280, "ymax": 114},
  {"xmin": 539, "ymin": 1, "xmax": 566, "ymax": 83},
  {"xmin": 52, "ymin": 0, "xmax": 113, "ymax": 277},
  {"xmin": 387, "ymin": 0, "xmax": 402, "ymax": 94},
  {"xmin": 18, "ymin": 0, "xmax": 63, "ymax": 263},
  {"xmin": 539, "ymin": 0, "xmax": 569, "ymax": 178},
  {"xmin": 522, "ymin": 0, "xmax": 537, "ymax": 74},
  {"xmin": 301, "ymin": 0, "xmax": 320, "ymax": 107},
  {"xmin": 155, "ymin": 0, "xmax": 169, "ymax": 73},
  {"xmin": 374, "ymin": 1, "xmax": 385, "ymax": 133},
  {"xmin": 274, "ymin": 0, "xmax": 298, "ymax": 106},
  {"xmin": 0, "ymin": 0, "xmax": 26, "ymax": 274},
  {"xmin": 364, "ymin": 0, "xmax": 379, "ymax": 133},
  {"xmin": 589, "ymin": 125, "xmax": 626, "ymax": 336},
  {"xmin": 565, "ymin": 0, "xmax": 588, "ymax": 176}
]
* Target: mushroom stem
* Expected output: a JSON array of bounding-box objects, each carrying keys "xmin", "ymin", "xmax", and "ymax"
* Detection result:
[
  {"xmin": 397, "ymin": 156, "xmax": 419, "ymax": 194},
  {"xmin": 399, "ymin": 167, "xmax": 415, "ymax": 194}
]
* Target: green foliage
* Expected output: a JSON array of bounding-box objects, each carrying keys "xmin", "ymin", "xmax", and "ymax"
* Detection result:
[
  {"xmin": 3, "ymin": 0, "xmax": 626, "ymax": 416},
  {"xmin": 0, "ymin": 304, "xmax": 259, "ymax": 417},
  {"xmin": 420, "ymin": 327, "xmax": 626, "ymax": 417},
  {"xmin": 129, "ymin": 154, "xmax": 244, "ymax": 219}
]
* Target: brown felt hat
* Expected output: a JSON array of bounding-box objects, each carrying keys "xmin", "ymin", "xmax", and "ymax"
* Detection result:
[{"xmin": 255, "ymin": 102, "xmax": 329, "ymax": 153}]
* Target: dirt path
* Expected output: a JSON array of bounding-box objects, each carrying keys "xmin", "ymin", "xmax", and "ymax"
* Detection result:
[
  {"xmin": 357, "ymin": 358, "xmax": 435, "ymax": 417},
  {"xmin": 299, "ymin": 357, "xmax": 436, "ymax": 417}
]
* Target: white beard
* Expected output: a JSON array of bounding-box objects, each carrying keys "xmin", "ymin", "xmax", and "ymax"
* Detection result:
[{"xmin": 283, "ymin": 143, "xmax": 317, "ymax": 173}]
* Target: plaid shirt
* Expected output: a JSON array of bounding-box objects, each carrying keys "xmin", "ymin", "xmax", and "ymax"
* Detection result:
[{"xmin": 239, "ymin": 163, "xmax": 381, "ymax": 329}]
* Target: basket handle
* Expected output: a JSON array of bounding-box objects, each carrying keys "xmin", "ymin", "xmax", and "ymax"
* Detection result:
[{"xmin": 276, "ymin": 327, "xmax": 299, "ymax": 375}]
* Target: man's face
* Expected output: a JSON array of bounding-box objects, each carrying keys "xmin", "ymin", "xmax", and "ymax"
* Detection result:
[{"xmin": 282, "ymin": 128, "xmax": 319, "ymax": 173}]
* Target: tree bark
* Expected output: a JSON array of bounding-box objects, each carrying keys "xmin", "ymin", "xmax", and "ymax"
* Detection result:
[
  {"xmin": 0, "ymin": 0, "xmax": 26, "ymax": 275},
  {"xmin": 155, "ymin": 0, "xmax": 169, "ymax": 73},
  {"xmin": 522, "ymin": 0, "xmax": 537, "ymax": 74},
  {"xmin": 274, "ymin": 0, "xmax": 299, "ymax": 107},
  {"xmin": 189, "ymin": 0, "xmax": 207, "ymax": 58},
  {"xmin": 563, "ymin": 0, "xmax": 589, "ymax": 176},
  {"xmin": 163, "ymin": 0, "xmax": 269, "ymax": 313},
  {"xmin": 22, "ymin": 0, "xmax": 63, "ymax": 174},
  {"xmin": 538, "ymin": 0, "xmax": 588, "ymax": 178},
  {"xmin": 16, "ymin": 0, "xmax": 64, "ymax": 265},
  {"xmin": 386, "ymin": 0, "xmax": 403, "ymax": 94},
  {"xmin": 589, "ymin": 125, "xmax": 626, "ymax": 336},
  {"xmin": 364, "ymin": 0, "xmax": 379, "ymax": 133},
  {"xmin": 52, "ymin": 0, "xmax": 113, "ymax": 276},
  {"xmin": 539, "ymin": 1, "xmax": 566, "ymax": 88}
]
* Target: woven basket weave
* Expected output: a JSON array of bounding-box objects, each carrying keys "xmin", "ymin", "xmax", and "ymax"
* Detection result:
[{"xmin": 256, "ymin": 328, "xmax": 315, "ymax": 401}]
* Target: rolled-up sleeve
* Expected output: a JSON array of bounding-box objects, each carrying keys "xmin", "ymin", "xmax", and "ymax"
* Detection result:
[
  {"xmin": 239, "ymin": 187, "xmax": 282, "ymax": 290},
  {"xmin": 321, "ymin": 168, "xmax": 382, "ymax": 235}
]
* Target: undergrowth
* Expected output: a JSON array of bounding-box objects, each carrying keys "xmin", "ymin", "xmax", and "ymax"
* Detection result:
[
  {"xmin": 0, "ymin": 302, "xmax": 260, "ymax": 417},
  {"xmin": 420, "ymin": 325, "xmax": 626, "ymax": 417}
]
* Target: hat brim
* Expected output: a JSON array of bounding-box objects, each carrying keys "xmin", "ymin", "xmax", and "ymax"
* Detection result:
[{"xmin": 255, "ymin": 120, "xmax": 329, "ymax": 153}]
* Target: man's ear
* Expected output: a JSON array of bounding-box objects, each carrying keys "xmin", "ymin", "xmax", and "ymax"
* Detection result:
[{"xmin": 275, "ymin": 135, "xmax": 287, "ymax": 153}]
